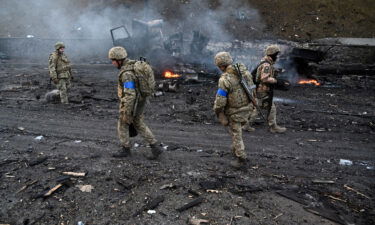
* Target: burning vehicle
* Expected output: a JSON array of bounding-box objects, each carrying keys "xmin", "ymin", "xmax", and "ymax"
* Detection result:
[{"xmin": 110, "ymin": 19, "xmax": 217, "ymax": 78}]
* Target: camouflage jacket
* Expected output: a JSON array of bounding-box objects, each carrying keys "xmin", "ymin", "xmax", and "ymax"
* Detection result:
[
  {"xmin": 255, "ymin": 56, "xmax": 276, "ymax": 95},
  {"xmin": 48, "ymin": 51, "xmax": 71, "ymax": 80},
  {"xmin": 213, "ymin": 64, "xmax": 252, "ymax": 123},
  {"xmin": 117, "ymin": 59, "xmax": 140, "ymax": 116}
]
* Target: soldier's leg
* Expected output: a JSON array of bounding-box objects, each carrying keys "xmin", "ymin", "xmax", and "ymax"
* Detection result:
[
  {"xmin": 66, "ymin": 79, "xmax": 72, "ymax": 90},
  {"xmin": 229, "ymin": 120, "xmax": 246, "ymax": 160},
  {"xmin": 267, "ymin": 102, "xmax": 277, "ymax": 127},
  {"xmin": 268, "ymin": 102, "xmax": 286, "ymax": 133},
  {"xmin": 58, "ymin": 79, "xmax": 69, "ymax": 104},
  {"xmin": 113, "ymin": 117, "xmax": 131, "ymax": 157},
  {"xmin": 133, "ymin": 114, "xmax": 157, "ymax": 145},
  {"xmin": 117, "ymin": 118, "xmax": 130, "ymax": 148},
  {"xmin": 243, "ymin": 105, "xmax": 258, "ymax": 132},
  {"xmin": 229, "ymin": 120, "xmax": 247, "ymax": 169},
  {"xmin": 133, "ymin": 114, "xmax": 162, "ymax": 159}
]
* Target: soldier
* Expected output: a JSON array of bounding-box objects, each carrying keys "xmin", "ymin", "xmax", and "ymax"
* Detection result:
[
  {"xmin": 213, "ymin": 52, "xmax": 253, "ymax": 169},
  {"xmin": 244, "ymin": 45, "xmax": 286, "ymax": 133},
  {"xmin": 48, "ymin": 42, "xmax": 73, "ymax": 104},
  {"xmin": 108, "ymin": 46, "xmax": 163, "ymax": 159}
]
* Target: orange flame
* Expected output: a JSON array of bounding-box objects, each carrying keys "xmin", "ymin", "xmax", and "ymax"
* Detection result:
[
  {"xmin": 298, "ymin": 79, "xmax": 321, "ymax": 86},
  {"xmin": 163, "ymin": 71, "xmax": 181, "ymax": 79}
]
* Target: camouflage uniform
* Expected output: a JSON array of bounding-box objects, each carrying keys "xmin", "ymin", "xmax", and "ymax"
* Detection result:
[
  {"xmin": 213, "ymin": 52, "xmax": 253, "ymax": 162},
  {"xmin": 48, "ymin": 42, "xmax": 72, "ymax": 104},
  {"xmin": 117, "ymin": 59, "xmax": 157, "ymax": 148},
  {"xmin": 109, "ymin": 46, "xmax": 162, "ymax": 159},
  {"xmin": 246, "ymin": 45, "xmax": 286, "ymax": 133}
]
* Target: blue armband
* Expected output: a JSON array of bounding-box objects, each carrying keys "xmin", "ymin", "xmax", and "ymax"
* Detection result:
[
  {"xmin": 217, "ymin": 88, "xmax": 228, "ymax": 97},
  {"xmin": 124, "ymin": 81, "xmax": 135, "ymax": 89}
]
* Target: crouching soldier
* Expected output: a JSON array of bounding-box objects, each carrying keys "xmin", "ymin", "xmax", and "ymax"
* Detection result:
[
  {"xmin": 108, "ymin": 46, "xmax": 163, "ymax": 159},
  {"xmin": 48, "ymin": 42, "xmax": 73, "ymax": 104},
  {"xmin": 213, "ymin": 52, "xmax": 253, "ymax": 169}
]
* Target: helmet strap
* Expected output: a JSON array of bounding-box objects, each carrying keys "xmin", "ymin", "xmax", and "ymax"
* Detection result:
[{"xmin": 116, "ymin": 60, "xmax": 123, "ymax": 69}]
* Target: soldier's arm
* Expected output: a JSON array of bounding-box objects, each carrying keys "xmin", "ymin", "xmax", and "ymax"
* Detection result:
[
  {"xmin": 213, "ymin": 76, "xmax": 231, "ymax": 115},
  {"xmin": 119, "ymin": 71, "xmax": 137, "ymax": 116},
  {"xmin": 64, "ymin": 55, "xmax": 73, "ymax": 79},
  {"xmin": 48, "ymin": 54, "xmax": 58, "ymax": 80},
  {"xmin": 259, "ymin": 63, "xmax": 277, "ymax": 84}
]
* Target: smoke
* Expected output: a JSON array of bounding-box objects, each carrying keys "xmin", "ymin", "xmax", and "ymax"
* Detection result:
[
  {"xmin": 0, "ymin": 0, "xmax": 268, "ymax": 65},
  {"xmin": 0, "ymin": 0, "xmax": 264, "ymax": 39}
]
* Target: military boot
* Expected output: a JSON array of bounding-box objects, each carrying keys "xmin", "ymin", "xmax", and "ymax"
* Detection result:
[
  {"xmin": 243, "ymin": 125, "xmax": 255, "ymax": 132},
  {"xmin": 230, "ymin": 157, "xmax": 247, "ymax": 170},
  {"xmin": 269, "ymin": 124, "xmax": 286, "ymax": 133},
  {"xmin": 146, "ymin": 143, "xmax": 163, "ymax": 160},
  {"xmin": 112, "ymin": 147, "xmax": 131, "ymax": 158}
]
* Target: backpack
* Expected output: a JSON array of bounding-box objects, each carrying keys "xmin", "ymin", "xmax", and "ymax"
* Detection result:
[
  {"xmin": 128, "ymin": 58, "xmax": 156, "ymax": 97},
  {"xmin": 250, "ymin": 61, "xmax": 269, "ymax": 86}
]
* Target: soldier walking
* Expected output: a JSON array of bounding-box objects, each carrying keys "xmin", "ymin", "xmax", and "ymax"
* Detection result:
[
  {"xmin": 108, "ymin": 46, "xmax": 163, "ymax": 159},
  {"xmin": 244, "ymin": 45, "xmax": 286, "ymax": 133},
  {"xmin": 48, "ymin": 42, "xmax": 73, "ymax": 104},
  {"xmin": 213, "ymin": 52, "xmax": 254, "ymax": 169}
]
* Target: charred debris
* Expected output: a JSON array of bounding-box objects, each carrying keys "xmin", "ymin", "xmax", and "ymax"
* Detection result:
[{"xmin": 108, "ymin": 19, "xmax": 375, "ymax": 91}]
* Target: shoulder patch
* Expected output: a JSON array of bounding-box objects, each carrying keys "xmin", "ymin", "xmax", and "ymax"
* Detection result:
[{"xmin": 263, "ymin": 65, "xmax": 270, "ymax": 73}]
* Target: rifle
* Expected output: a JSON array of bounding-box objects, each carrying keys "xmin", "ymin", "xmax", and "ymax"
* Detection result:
[{"xmin": 234, "ymin": 63, "xmax": 267, "ymax": 122}]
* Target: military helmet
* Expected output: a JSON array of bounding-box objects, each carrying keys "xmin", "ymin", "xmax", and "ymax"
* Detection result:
[
  {"xmin": 265, "ymin": 45, "xmax": 281, "ymax": 56},
  {"xmin": 108, "ymin": 46, "xmax": 127, "ymax": 60},
  {"xmin": 54, "ymin": 42, "xmax": 65, "ymax": 50},
  {"xmin": 214, "ymin": 52, "xmax": 233, "ymax": 67}
]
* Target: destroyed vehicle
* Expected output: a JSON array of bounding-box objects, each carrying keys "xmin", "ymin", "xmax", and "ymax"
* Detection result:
[{"xmin": 111, "ymin": 19, "xmax": 216, "ymax": 77}]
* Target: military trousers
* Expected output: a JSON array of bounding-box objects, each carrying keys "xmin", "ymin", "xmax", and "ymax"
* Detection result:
[
  {"xmin": 248, "ymin": 96, "xmax": 277, "ymax": 127},
  {"xmin": 117, "ymin": 114, "xmax": 157, "ymax": 148},
  {"xmin": 56, "ymin": 78, "xmax": 71, "ymax": 104},
  {"xmin": 228, "ymin": 119, "xmax": 247, "ymax": 160},
  {"xmin": 117, "ymin": 98, "xmax": 157, "ymax": 148}
]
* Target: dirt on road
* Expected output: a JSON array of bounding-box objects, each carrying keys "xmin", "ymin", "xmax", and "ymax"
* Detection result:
[{"xmin": 0, "ymin": 60, "xmax": 374, "ymax": 225}]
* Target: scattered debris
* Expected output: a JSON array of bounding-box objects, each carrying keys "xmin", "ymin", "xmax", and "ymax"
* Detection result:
[
  {"xmin": 188, "ymin": 217, "xmax": 209, "ymax": 225},
  {"xmin": 16, "ymin": 180, "xmax": 38, "ymax": 193},
  {"xmin": 188, "ymin": 189, "xmax": 201, "ymax": 197},
  {"xmin": 273, "ymin": 213, "xmax": 283, "ymax": 219},
  {"xmin": 160, "ymin": 183, "xmax": 175, "ymax": 190},
  {"xmin": 17, "ymin": 127, "xmax": 25, "ymax": 131},
  {"xmin": 28, "ymin": 156, "xmax": 48, "ymax": 166},
  {"xmin": 339, "ymin": 159, "xmax": 353, "ymax": 166},
  {"xmin": 133, "ymin": 195, "xmax": 165, "ymax": 217},
  {"xmin": 43, "ymin": 183, "xmax": 64, "ymax": 197},
  {"xmin": 176, "ymin": 197, "xmax": 204, "ymax": 212},
  {"xmin": 74, "ymin": 140, "xmax": 82, "ymax": 143},
  {"xmin": 312, "ymin": 179, "xmax": 335, "ymax": 184},
  {"xmin": 154, "ymin": 91, "xmax": 164, "ymax": 97},
  {"xmin": 77, "ymin": 185, "xmax": 94, "ymax": 193},
  {"xmin": 44, "ymin": 90, "xmax": 60, "ymax": 103},
  {"xmin": 327, "ymin": 195, "xmax": 347, "ymax": 203},
  {"xmin": 62, "ymin": 171, "xmax": 87, "ymax": 177},
  {"xmin": 344, "ymin": 184, "xmax": 370, "ymax": 199},
  {"xmin": 147, "ymin": 210, "xmax": 156, "ymax": 214},
  {"xmin": 34, "ymin": 135, "xmax": 44, "ymax": 141},
  {"xmin": 206, "ymin": 189, "xmax": 221, "ymax": 193}
]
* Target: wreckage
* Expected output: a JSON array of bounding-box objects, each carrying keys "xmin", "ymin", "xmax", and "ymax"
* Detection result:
[{"xmin": 110, "ymin": 19, "xmax": 216, "ymax": 78}]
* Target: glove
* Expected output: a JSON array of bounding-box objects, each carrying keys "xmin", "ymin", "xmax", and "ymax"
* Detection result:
[
  {"xmin": 275, "ymin": 78, "xmax": 291, "ymax": 91},
  {"xmin": 218, "ymin": 112, "xmax": 229, "ymax": 126}
]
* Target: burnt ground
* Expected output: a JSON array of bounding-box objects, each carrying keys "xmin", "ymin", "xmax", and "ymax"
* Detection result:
[{"xmin": 0, "ymin": 61, "xmax": 374, "ymax": 225}]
